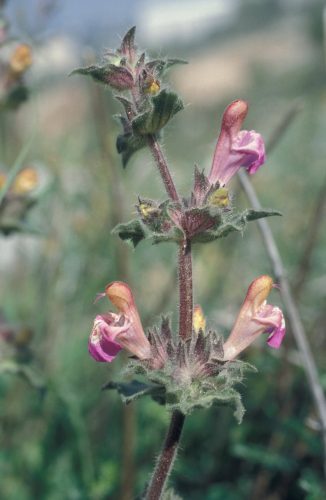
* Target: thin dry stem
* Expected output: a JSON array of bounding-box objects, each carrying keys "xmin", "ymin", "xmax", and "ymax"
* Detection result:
[
  {"xmin": 265, "ymin": 101, "xmax": 303, "ymax": 155},
  {"xmin": 238, "ymin": 168, "xmax": 326, "ymax": 476},
  {"xmin": 293, "ymin": 174, "xmax": 326, "ymax": 299}
]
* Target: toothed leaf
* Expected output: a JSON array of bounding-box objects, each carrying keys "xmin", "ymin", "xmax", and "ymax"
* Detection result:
[
  {"xmin": 72, "ymin": 64, "xmax": 134, "ymax": 90},
  {"xmin": 102, "ymin": 379, "xmax": 164, "ymax": 404},
  {"xmin": 119, "ymin": 26, "xmax": 137, "ymax": 63},
  {"xmin": 132, "ymin": 89, "xmax": 184, "ymax": 135},
  {"xmin": 116, "ymin": 132, "xmax": 147, "ymax": 167},
  {"xmin": 112, "ymin": 219, "xmax": 146, "ymax": 247}
]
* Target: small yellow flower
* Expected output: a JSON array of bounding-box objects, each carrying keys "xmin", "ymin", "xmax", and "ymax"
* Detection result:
[
  {"xmin": 138, "ymin": 201, "xmax": 157, "ymax": 218},
  {"xmin": 144, "ymin": 78, "xmax": 160, "ymax": 95},
  {"xmin": 207, "ymin": 187, "xmax": 230, "ymax": 207},
  {"xmin": 193, "ymin": 305, "xmax": 206, "ymax": 334},
  {"xmin": 12, "ymin": 168, "xmax": 38, "ymax": 195},
  {"xmin": 0, "ymin": 172, "xmax": 6, "ymax": 190},
  {"xmin": 10, "ymin": 44, "xmax": 32, "ymax": 74}
]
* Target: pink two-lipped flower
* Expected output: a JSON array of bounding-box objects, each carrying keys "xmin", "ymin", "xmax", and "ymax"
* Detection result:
[
  {"xmin": 223, "ymin": 275, "xmax": 286, "ymax": 361},
  {"xmin": 208, "ymin": 100, "xmax": 266, "ymax": 186},
  {"xmin": 89, "ymin": 281, "xmax": 152, "ymax": 363}
]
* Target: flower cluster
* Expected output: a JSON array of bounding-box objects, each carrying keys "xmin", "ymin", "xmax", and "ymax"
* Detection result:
[
  {"xmin": 0, "ymin": 167, "xmax": 39, "ymax": 235},
  {"xmin": 114, "ymin": 98, "xmax": 276, "ymax": 249},
  {"xmin": 0, "ymin": 3, "xmax": 32, "ymax": 110},
  {"xmin": 83, "ymin": 27, "xmax": 286, "ymax": 420},
  {"xmin": 73, "ymin": 27, "xmax": 185, "ymax": 167},
  {"xmin": 89, "ymin": 277, "xmax": 285, "ymax": 417},
  {"xmin": 0, "ymin": 41, "xmax": 32, "ymax": 110},
  {"xmin": 89, "ymin": 276, "xmax": 285, "ymax": 366}
]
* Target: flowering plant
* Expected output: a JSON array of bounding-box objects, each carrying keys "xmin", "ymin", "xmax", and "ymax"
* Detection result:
[
  {"xmin": 75, "ymin": 27, "xmax": 286, "ymax": 499},
  {"xmin": 0, "ymin": 2, "xmax": 32, "ymax": 110}
]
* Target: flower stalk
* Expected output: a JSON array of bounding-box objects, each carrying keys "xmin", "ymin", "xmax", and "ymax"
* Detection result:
[
  {"xmin": 146, "ymin": 136, "xmax": 190, "ymax": 497},
  {"xmin": 147, "ymin": 134, "xmax": 180, "ymax": 203},
  {"xmin": 145, "ymin": 410, "xmax": 185, "ymax": 500},
  {"xmin": 178, "ymin": 239, "xmax": 193, "ymax": 340}
]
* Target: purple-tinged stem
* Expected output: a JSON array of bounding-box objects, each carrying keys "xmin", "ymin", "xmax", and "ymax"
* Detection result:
[
  {"xmin": 145, "ymin": 410, "xmax": 185, "ymax": 500},
  {"xmin": 130, "ymin": 83, "xmax": 179, "ymax": 203},
  {"xmin": 178, "ymin": 239, "xmax": 193, "ymax": 340},
  {"xmin": 147, "ymin": 135, "xmax": 180, "ymax": 203},
  {"xmin": 144, "ymin": 135, "xmax": 192, "ymax": 497}
]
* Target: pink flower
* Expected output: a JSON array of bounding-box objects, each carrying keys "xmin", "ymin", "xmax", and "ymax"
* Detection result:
[
  {"xmin": 223, "ymin": 275, "xmax": 285, "ymax": 361},
  {"xmin": 208, "ymin": 100, "xmax": 266, "ymax": 186},
  {"xmin": 88, "ymin": 281, "xmax": 152, "ymax": 362}
]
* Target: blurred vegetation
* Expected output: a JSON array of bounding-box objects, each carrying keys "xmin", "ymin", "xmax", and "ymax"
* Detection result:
[{"xmin": 0, "ymin": 0, "xmax": 326, "ymax": 499}]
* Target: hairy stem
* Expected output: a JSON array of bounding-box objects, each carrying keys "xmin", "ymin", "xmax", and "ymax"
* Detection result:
[
  {"xmin": 145, "ymin": 410, "xmax": 185, "ymax": 500},
  {"xmin": 145, "ymin": 135, "xmax": 191, "ymax": 497},
  {"xmin": 178, "ymin": 239, "xmax": 193, "ymax": 340},
  {"xmin": 147, "ymin": 135, "xmax": 180, "ymax": 203}
]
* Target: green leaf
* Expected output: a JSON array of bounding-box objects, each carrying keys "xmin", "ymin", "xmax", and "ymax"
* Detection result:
[
  {"xmin": 137, "ymin": 198, "xmax": 173, "ymax": 233},
  {"xmin": 119, "ymin": 26, "xmax": 136, "ymax": 62},
  {"xmin": 213, "ymin": 386, "xmax": 245, "ymax": 423},
  {"xmin": 1, "ymin": 84, "xmax": 29, "ymax": 110},
  {"xmin": 116, "ymin": 132, "xmax": 147, "ymax": 167},
  {"xmin": 165, "ymin": 58, "xmax": 188, "ymax": 70},
  {"xmin": 0, "ymin": 134, "xmax": 34, "ymax": 205},
  {"xmin": 232, "ymin": 443, "xmax": 295, "ymax": 470},
  {"xmin": 151, "ymin": 227, "xmax": 184, "ymax": 245},
  {"xmin": 0, "ymin": 220, "xmax": 42, "ymax": 236},
  {"xmin": 112, "ymin": 219, "xmax": 146, "ymax": 247},
  {"xmin": 102, "ymin": 379, "xmax": 164, "ymax": 404},
  {"xmin": 132, "ymin": 89, "xmax": 184, "ymax": 135},
  {"xmin": 146, "ymin": 58, "xmax": 188, "ymax": 77},
  {"xmin": 162, "ymin": 488, "xmax": 183, "ymax": 500},
  {"xmin": 193, "ymin": 208, "xmax": 282, "ymax": 243},
  {"xmin": 243, "ymin": 208, "xmax": 282, "ymax": 221},
  {"xmin": 72, "ymin": 64, "xmax": 134, "ymax": 90},
  {"xmin": 115, "ymin": 96, "xmax": 135, "ymax": 119},
  {"xmin": 71, "ymin": 65, "xmax": 108, "ymax": 83},
  {"xmin": 0, "ymin": 360, "xmax": 46, "ymax": 391}
]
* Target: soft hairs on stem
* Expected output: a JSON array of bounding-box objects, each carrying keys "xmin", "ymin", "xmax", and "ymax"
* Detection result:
[
  {"xmin": 145, "ymin": 410, "xmax": 185, "ymax": 500},
  {"xmin": 145, "ymin": 135, "xmax": 191, "ymax": 495}
]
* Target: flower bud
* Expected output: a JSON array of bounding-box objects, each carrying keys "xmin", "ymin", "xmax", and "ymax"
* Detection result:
[
  {"xmin": 10, "ymin": 44, "xmax": 32, "ymax": 75},
  {"xmin": 193, "ymin": 305, "xmax": 206, "ymax": 334},
  {"xmin": 11, "ymin": 167, "xmax": 38, "ymax": 195}
]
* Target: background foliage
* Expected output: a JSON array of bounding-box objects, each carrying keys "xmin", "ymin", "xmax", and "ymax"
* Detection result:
[{"xmin": 0, "ymin": 1, "xmax": 325, "ymax": 498}]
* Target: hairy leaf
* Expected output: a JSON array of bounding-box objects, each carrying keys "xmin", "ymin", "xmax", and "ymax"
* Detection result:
[
  {"xmin": 116, "ymin": 131, "xmax": 147, "ymax": 167},
  {"xmin": 112, "ymin": 219, "xmax": 146, "ymax": 247},
  {"xmin": 102, "ymin": 379, "xmax": 164, "ymax": 404},
  {"xmin": 132, "ymin": 90, "xmax": 184, "ymax": 135},
  {"xmin": 72, "ymin": 64, "xmax": 134, "ymax": 90}
]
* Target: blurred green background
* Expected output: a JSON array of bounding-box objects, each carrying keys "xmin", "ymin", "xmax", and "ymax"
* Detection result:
[{"xmin": 0, "ymin": 0, "xmax": 325, "ymax": 498}]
